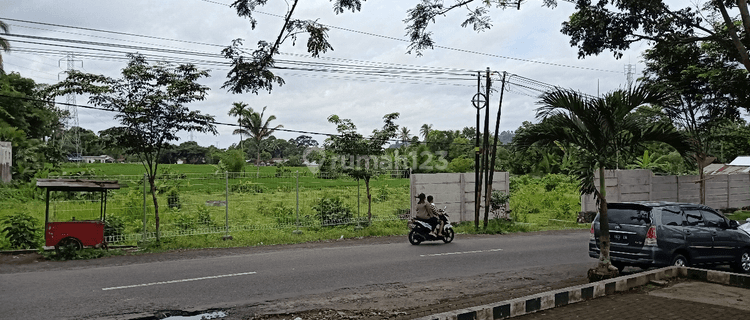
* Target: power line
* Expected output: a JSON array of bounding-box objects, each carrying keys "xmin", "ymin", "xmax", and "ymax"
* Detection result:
[{"xmin": 195, "ymin": 0, "xmax": 620, "ymax": 73}]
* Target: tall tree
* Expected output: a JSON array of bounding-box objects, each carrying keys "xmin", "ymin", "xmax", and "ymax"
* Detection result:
[
  {"xmin": 515, "ymin": 84, "xmax": 691, "ymax": 278},
  {"xmin": 325, "ymin": 113, "xmax": 400, "ymax": 224},
  {"xmin": 399, "ymin": 127, "xmax": 411, "ymax": 143},
  {"xmin": 47, "ymin": 54, "xmax": 217, "ymax": 243},
  {"xmin": 228, "ymin": 101, "xmax": 250, "ymax": 154},
  {"xmin": 641, "ymin": 41, "xmax": 750, "ymax": 203},
  {"xmin": 231, "ymin": 105, "xmax": 282, "ymax": 177},
  {"xmin": 0, "ymin": 20, "xmax": 10, "ymax": 72},
  {"xmin": 419, "ymin": 123, "xmax": 432, "ymax": 141}
]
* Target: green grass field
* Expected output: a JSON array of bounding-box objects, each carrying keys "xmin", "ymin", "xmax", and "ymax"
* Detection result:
[{"xmin": 0, "ymin": 164, "xmax": 591, "ymax": 253}]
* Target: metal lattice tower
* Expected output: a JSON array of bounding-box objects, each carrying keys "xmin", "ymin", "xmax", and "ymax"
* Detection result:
[
  {"xmin": 58, "ymin": 53, "xmax": 83, "ymax": 161},
  {"xmin": 624, "ymin": 64, "xmax": 636, "ymax": 88}
]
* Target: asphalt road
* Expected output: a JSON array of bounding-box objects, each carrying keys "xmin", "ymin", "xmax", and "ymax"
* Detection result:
[{"xmin": 0, "ymin": 230, "xmax": 592, "ymax": 319}]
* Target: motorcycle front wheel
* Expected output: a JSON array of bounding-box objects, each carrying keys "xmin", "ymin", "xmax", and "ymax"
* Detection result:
[
  {"xmin": 442, "ymin": 228, "xmax": 455, "ymax": 243},
  {"xmin": 408, "ymin": 230, "xmax": 422, "ymax": 245}
]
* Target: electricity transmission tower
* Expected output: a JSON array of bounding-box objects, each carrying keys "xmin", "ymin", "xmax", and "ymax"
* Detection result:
[
  {"xmin": 58, "ymin": 52, "xmax": 83, "ymax": 161},
  {"xmin": 624, "ymin": 63, "xmax": 636, "ymax": 88}
]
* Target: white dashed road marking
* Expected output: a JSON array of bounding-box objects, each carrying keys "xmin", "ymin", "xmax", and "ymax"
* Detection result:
[
  {"xmin": 102, "ymin": 271, "xmax": 257, "ymax": 291},
  {"xmin": 420, "ymin": 249, "xmax": 503, "ymax": 257}
]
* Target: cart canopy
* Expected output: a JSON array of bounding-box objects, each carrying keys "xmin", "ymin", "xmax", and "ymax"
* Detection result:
[{"xmin": 36, "ymin": 179, "xmax": 120, "ymax": 192}]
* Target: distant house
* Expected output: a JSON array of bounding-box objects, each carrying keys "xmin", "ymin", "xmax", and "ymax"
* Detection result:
[
  {"xmin": 703, "ymin": 156, "xmax": 750, "ymax": 175},
  {"xmin": 82, "ymin": 155, "xmax": 115, "ymax": 163}
]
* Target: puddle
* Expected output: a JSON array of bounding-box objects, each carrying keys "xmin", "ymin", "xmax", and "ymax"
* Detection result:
[{"xmin": 161, "ymin": 311, "xmax": 227, "ymax": 320}]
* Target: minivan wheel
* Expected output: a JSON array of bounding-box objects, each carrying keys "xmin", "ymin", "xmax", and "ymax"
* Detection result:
[
  {"xmin": 732, "ymin": 249, "xmax": 750, "ymax": 274},
  {"xmin": 672, "ymin": 254, "xmax": 689, "ymax": 267}
]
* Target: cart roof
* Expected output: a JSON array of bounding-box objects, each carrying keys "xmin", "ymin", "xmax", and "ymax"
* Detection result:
[{"xmin": 36, "ymin": 179, "xmax": 120, "ymax": 191}]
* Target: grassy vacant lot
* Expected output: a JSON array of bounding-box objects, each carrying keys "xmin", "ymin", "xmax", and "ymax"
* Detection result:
[{"xmin": 0, "ymin": 164, "xmax": 590, "ymax": 253}]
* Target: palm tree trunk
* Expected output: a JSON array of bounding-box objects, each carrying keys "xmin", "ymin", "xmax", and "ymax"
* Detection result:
[{"xmin": 598, "ymin": 166, "xmax": 610, "ymax": 267}]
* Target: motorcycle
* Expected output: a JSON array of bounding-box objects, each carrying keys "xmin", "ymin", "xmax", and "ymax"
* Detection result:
[{"xmin": 408, "ymin": 206, "xmax": 455, "ymax": 245}]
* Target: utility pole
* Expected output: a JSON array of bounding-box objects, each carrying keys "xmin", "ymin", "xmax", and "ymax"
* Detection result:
[
  {"xmin": 58, "ymin": 52, "xmax": 83, "ymax": 162},
  {"xmin": 471, "ymin": 72, "xmax": 486, "ymax": 229}
]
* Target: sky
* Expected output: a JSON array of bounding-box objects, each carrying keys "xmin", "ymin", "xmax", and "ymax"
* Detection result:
[{"xmin": 2, "ymin": 0, "xmax": 652, "ymax": 149}]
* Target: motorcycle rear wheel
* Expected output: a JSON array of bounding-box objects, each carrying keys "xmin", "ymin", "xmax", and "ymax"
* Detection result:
[
  {"xmin": 442, "ymin": 228, "xmax": 454, "ymax": 243},
  {"xmin": 408, "ymin": 230, "xmax": 422, "ymax": 245}
]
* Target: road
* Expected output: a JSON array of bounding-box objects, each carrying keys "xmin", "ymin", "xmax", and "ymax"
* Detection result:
[{"xmin": 0, "ymin": 230, "xmax": 593, "ymax": 319}]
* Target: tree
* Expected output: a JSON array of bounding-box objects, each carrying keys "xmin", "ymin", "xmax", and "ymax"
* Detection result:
[
  {"xmin": 47, "ymin": 54, "xmax": 217, "ymax": 243},
  {"xmin": 231, "ymin": 105, "xmax": 283, "ymax": 177},
  {"xmin": 0, "ymin": 72, "xmax": 61, "ymax": 181},
  {"xmin": 228, "ymin": 101, "xmax": 250, "ymax": 154},
  {"xmin": 561, "ymin": 0, "xmax": 750, "ymax": 73},
  {"xmin": 514, "ymin": 84, "xmax": 691, "ymax": 279},
  {"xmin": 291, "ymin": 135, "xmax": 319, "ymax": 149},
  {"xmin": 641, "ymin": 41, "xmax": 750, "ymax": 203},
  {"xmin": 325, "ymin": 113, "xmax": 400, "ymax": 224},
  {"xmin": 399, "ymin": 127, "xmax": 411, "ymax": 143},
  {"xmin": 0, "ymin": 20, "xmax": 9, "ymax": 71},
  {"xmin": 419, "ymin": 123, "xmax": 432, "ymax": 141}
]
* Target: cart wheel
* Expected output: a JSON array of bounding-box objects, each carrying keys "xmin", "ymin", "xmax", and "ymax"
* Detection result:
[{"xmin": 55, "ymin": 237, "xmax": 82, "ymax": 253}]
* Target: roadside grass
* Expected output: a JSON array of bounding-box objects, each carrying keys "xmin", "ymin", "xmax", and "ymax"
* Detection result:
[{"xmin": 728, "ymin": 210, "xmax": 750, "ymax": 222}]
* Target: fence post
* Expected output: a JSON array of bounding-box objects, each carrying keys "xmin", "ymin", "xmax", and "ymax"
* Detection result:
[
  {"xmin": 142, "ymin": 173, "xmax": 147, "ymax": 242},
  {"xmin": 294, "ymin": 171, "xmax": 302, "ymax": 234},
  {"xmin": 223, "ymin": 171, "xmax": 232, "ymax": 240}
]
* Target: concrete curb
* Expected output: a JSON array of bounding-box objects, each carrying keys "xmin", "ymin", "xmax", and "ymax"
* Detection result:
[{"xmin": 416, "ymin": 267, "xmax": 750, "ymax": 320}]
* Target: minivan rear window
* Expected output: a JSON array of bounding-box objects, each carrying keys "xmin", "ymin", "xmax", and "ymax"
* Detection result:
[{"xmin": 606, "ymin": 207, "xmax": 651, "ymax": 225}]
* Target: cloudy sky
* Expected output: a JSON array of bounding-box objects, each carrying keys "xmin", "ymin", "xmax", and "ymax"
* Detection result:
[{"xmin": 2, "ymin": 0, "xmax": 651, "ymax": 149}]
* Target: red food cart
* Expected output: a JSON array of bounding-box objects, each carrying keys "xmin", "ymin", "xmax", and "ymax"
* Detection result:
[{"xmin": 36, "ymin": 179, "xmax": 120, "ymax": 251}]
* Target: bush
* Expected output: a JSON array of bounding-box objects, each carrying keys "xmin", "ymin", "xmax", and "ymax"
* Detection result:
[
  {"xmin": 219, "ymin": 150, "xmax": 245, "ymax": 173},
  {"xmin": 105, "ymin": 215, "xmax": 125, "ymax": 239},
  {"xmin": 167, "ymin": 187, "xmax": 181, "ymax": 209},
  {"xmin": 1, "ymin": 212, "xmax": 41, "ymax": 249},
  {"xmin": 313, "ymin": 197, "xmax": 353, "ymax": 226}
]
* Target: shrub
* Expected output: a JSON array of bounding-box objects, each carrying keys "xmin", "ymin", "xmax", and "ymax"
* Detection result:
[
  {"xmin": 167, "ymin": 187, "xmax": 181, "ymax": 209},
  {"xmin": 313, "ymin": 197, "xmax": 353, "ymax": 226},
  {"xmin": 218, "ymin": 149, "xmax": 245, "ymax": 173},
  {"xmin": 105, "ymin": 215, "xmax": 125, "ymax": 239},
  {"xmin": 1, "ymin": 212, "xmax": 41, "ymax": 249}
]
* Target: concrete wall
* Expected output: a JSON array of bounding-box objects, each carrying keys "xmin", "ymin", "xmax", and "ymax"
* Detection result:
[
  {"xmin": 410, "ymin": 172, "xmax": 510, "ymax": 222},
  {"xmin": 581, "ymin": 169, "xmax": 750, "ymax": 212},
  {"xmin": 0, "ymin": 141, "xmax": 10, "ymax": 184}
]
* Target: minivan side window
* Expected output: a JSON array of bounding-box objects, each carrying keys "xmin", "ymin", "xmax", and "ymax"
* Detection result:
[
  {"xmin": 684, "ymin": 209, "xmax": 704, "ymax": 227},
  {"xmin": 661, "ymin": 209, "xmax": 684, "ymax": 226},
  {"xmin": 701, "ymin": 210, "xmax": 726, "ymax": 228}
]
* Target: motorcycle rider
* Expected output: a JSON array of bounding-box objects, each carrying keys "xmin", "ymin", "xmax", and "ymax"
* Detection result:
[
  {"xmin": 427, "ymin": 195, "xmax": 444, "ymax": 237},
  {"xmin": 415, "ymin": 193, "xmax": 439, "ymax": 236}
]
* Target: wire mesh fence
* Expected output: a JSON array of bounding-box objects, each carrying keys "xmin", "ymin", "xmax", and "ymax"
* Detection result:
[{"xmin": 48, "ymin": 170, "xmax": 411, "ymax": 244}]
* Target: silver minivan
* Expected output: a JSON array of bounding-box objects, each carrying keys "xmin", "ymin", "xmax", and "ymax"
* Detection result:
[{"xmin": 589, "ymin": 201, "xmax": 750, "ymax": 273}]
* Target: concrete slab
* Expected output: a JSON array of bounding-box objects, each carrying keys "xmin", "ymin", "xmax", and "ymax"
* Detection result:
[{"xmin": 648, "ymin": 281, "xmax": 750, "ymax": 311}]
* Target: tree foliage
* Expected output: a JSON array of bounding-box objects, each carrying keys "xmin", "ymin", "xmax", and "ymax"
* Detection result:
[{"xmin": 561, "ymin": 0, "xmax": 750, "ymax": 72}]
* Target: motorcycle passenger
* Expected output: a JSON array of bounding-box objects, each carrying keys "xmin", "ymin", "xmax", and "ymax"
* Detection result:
[
  {"xmin": 415, "ymin": 193, "xmax": 439, "ymax": 236},
  {"xmin": 427, "ymin": 195, "xmax": 444, "ymax": 237}
]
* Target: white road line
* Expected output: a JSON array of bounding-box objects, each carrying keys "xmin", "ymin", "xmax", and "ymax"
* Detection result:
[
  {"xmin": 420, "ymin": 248, "xmax": 503, "ymax": 257},
  {"xmin": 102, "ymin": 271, "xmax": 257, "ymax": 291}
]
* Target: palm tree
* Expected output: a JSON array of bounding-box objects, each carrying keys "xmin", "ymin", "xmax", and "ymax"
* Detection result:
[
  {"xmin": 228, "ymin": 102, "xmax": 249, "ymax": 155},
  {"xmin": 232, "ymin": 106, "xmax": 283, "ymax": 177},
  {"xmin": 0, "ymin": 20, "xmax": 10, "ymax": 72},
  {"xmin": 399, "ymin": 127, "xmax": 411, "ymax": 143},
  {"xmin": 420, "ymin": 124, "xmax": 432, "ymax": 141},
  {"xmin": 515, "ymin": 84, "xmax": 691, "ymax": 278}
]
